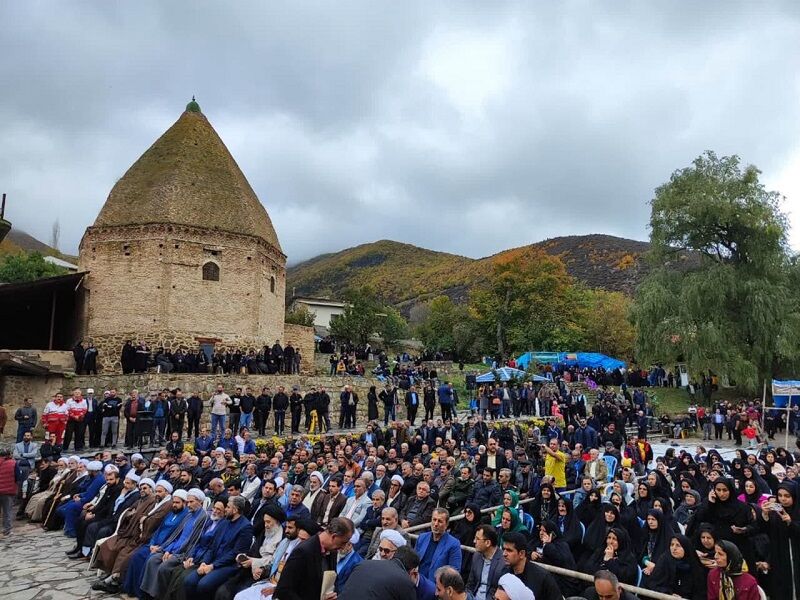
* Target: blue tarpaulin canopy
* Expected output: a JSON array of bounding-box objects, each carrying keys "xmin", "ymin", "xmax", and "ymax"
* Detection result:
[
  {"xmin": 516, "ymin": 351, "xmax": 626, "ymax": 371},
  {"xmin": 772, "ymin": 380, "xmax": 800, "ymax": 408},
  {"xmin": 475, "ymin": 367, "xmax": 548, "ymax": 383}
]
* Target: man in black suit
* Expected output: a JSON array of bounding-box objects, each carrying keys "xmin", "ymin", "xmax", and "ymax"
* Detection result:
[
  {"xmin": 274, "ymin": 517, "xmax": 354, "ymax": 600},
  {"xmin": 476, "ymin": 437, "xmax": 508, "ymax": 476},
  {"xmin": 404, "ymin": 386, "xmax": 420, "ymax": 426}
]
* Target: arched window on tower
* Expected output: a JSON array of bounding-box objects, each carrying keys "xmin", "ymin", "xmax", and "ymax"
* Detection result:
[
  {"xmin": 202, "ymin": 261, "xmax": 220, "ymax": 281},
  {"xmin": 270, "ymin": 276, "xmax": 276, "ymax": 293}
]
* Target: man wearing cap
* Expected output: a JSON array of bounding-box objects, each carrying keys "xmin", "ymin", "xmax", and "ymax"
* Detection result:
[
  {"xmin": 58, "ymin": 460, "xmax": 105, "ymax": 537},
  {"xmin": 94, "ymin": 480, "xmax": 173, "ymax": 591},
  {"xmin": 216, "ymin": 502, "xmax": 288, "ymax": 600},
  {"xmin": 495, "ymin": 573, "xmax": 535, "ymax": 600},
  {"xmin": 67, "ymin": 464, "xmax": 123, "ymax": 556},
  {"xmin": 305, "ymin": 470, "xmax": 326, "ymax": 511},
  {"xmin": 135, "ymin": 488, "xmax": 209, "ymax": 598},
  {"xmin": 77, "ymin": 471, "xmax": 142, "ymax": 558},
  {"xmin": 376, "ymin": 528, "xmax": 407, "ymax": 560},
  {"xmin": 121, "ymin": 488, "xmax": 194, "ymax": 595}
]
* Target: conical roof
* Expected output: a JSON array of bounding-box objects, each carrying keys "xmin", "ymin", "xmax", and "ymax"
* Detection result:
[{"xmin": 94, "ymin": 102, "xmax": 282, "ymax": 252}]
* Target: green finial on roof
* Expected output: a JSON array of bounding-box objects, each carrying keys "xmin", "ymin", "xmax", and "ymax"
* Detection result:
[{"xmin": 186, "ymin": 96, "xmax": 201, "ymax": 113}]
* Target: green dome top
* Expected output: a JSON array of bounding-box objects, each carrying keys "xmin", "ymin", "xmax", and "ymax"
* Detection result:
[{"xmin": 185, "ymin": 96, "xmax": 201, "ymax": 113}]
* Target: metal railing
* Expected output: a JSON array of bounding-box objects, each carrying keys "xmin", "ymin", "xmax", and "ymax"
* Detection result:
[{"xmin": 403, "ymin": 480, "xmax": 690, "ymax": 600}]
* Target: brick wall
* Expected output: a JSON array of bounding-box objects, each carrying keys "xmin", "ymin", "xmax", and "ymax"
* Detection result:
[
  {"xmin": 78, "ymin": 223, "xmax": 286, "ymax": 367},
  {"xmin": 283, "ymin": 323, "xmax": 315, "ymax": 373}
]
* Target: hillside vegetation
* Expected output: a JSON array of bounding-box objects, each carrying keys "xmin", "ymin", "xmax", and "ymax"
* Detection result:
[{"xmin": 287, "ymin": 234, "xmax": 652, "ymax": 313}]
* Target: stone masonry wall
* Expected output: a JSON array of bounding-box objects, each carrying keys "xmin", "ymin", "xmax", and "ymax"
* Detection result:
[
  {"xmin": 79, "ymin": 224, "xmax": 286, "ymax": 368},
  {"xmin": 282, "ymin": 323, "xmax": 315, "ymax": 373},
  {"xmin": 1, "ymin": 372, "xmax": 385, "ymax": 439},
  {"xmin": 87, "ymin": 322, "xmax": 313, "ymax": 375}
]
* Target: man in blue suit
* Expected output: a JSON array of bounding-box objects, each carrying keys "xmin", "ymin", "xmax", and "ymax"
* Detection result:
[
  {"xmin": 414, "ymin": 508, "xmax": 461, "ymax": 581},
  {"xmin": 334, "ymin": 529, "xmax": 363, "ymax": 593},
  {"xmin": 183, "ymin": 495, "xmax": 253, "ymax": 600}
]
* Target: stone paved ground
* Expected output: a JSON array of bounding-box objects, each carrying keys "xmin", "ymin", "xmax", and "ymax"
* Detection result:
[{"xmin": 0, "ymin": 521, "xmax": 122, "ymax": 600}]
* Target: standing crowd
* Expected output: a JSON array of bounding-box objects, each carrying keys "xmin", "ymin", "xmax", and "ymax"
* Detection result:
[{"xmin": 1, "ymin": 376, "xmax": 799, "ymax": 600}]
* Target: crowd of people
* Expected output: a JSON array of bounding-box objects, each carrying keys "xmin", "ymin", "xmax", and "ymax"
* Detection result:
[
  {"xmin": 114, "ymin": 340, "xmax": 303, "ymax": 375},
  {"xmin": 2, "ymin": 375, "xmax": 800, "ymax": 600}
]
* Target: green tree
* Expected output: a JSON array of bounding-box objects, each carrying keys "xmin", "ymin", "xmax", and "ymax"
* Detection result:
[
  {"xmin": 0, "ymin": 251, "xmax": 67, "ymax": 283},
  {"xmin": 284, "ymin": 304, "xmax": 316, "ymax": 327},
  {"xmin": 378, "ymin": 307, "xmax": 409, "ymax": 346},
  {"xmin": 632, "ymin": 151, "xmax": 800, "ymax": 392},
  {"xmin": 469, "ymin": 251, "xmax": 581, "ymax": 359},
  {"xmin": 416, "ymin": 295, "xmax": 479, "ymax": 358},
  {"xmin": 329, "ymin": 286, "xmax": 409, "ymax": 346}
]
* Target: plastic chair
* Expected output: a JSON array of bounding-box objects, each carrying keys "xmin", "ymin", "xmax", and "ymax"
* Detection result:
[
  {"xmin": 636, "ymin": 566, "xmax": 643, "ymax": 587},
  {"xmin": 637, "ymin": 517, "xmax": 645, "ymax": 528},
  {"xmin": 757, "ymin": 586, "xmax": 767, "ymax": 600},
  {"xmin": 602, "ymin": 455, "xmax": 618, "ymax": 482},
  {"xmin": 580, "ymin": 521, "xmax": 586, "ymax": 543},
  {"xmin": 522, "ymin": 511, "xmax": 535, "ymax": 534}
]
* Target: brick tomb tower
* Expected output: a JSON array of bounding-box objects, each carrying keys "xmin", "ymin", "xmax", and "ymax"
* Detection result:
[{"xmin": 78, "ymin": 99, "xmax": 286, "ymax": 370}]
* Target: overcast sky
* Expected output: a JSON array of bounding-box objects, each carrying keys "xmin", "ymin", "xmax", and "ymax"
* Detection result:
[{"xmin": 2, "ymin": 1, "xmax": 799, "ymax": 263}]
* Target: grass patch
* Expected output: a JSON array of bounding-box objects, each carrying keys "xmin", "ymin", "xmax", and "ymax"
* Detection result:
[{"xmin": 647, "ymin": 386, "xmax": 745, "ymax": 416}]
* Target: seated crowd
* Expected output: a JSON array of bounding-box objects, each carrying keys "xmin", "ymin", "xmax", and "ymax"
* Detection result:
[{"xmin": 5, "ymin": 377, "xmax": 800, "ymax": 600}]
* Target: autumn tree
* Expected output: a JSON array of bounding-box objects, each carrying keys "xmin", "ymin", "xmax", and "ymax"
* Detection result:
[
  {"xmin": 631, "ymin": 151, "xmax": 800, "ymax": 392},
  {"xmin": 416, "ymin": 295, "xmax": 479, "ymax": 358},
  {"xmin": 579, "ymin": 289, "xmax": 635, "ymax": 360},
  {"xmin": 469, "ymin": 251, "xmax": 582, "ymax": 359}
]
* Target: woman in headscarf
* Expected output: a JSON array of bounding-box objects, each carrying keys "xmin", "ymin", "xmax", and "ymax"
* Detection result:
[
  {"xmin": 580, "ymin": 527, "xmax": 639, "ymax": 585},
  {"xmin": 737, "ymin": 479, "xmax": 769, "ymax": 508},
  {"xmin": 495, "ymin": 506, "xmax": 528, "ymax": 546},
  {"xmin": 491, "ymin": 490, "xmax": 520, "ymax": 526},
  {"xmin": 693, "ymin": 522, "xmax": 719, "ymax": 571},
  {"xmin": 707, "ymin": 540, "xmax": 760, "ymax": 600},
  {"xmin": 530, "ymin": 483, "xmax": 558, "ymax": 527},
  {"xmin": 634, "ymin": 481, "xmax": 653, "ymax": 520},
  {"xmin": 740, "ymin": 465, "xmax": 770, "ymax": 495},
  {"xmin": 575, "ymin": 487, "xmax": 602, "ymax": 527},
  {"xmin": 647, "ymin": 534, "xmax": 706, "ymax": 600},
  {"xmin": 639, "ymin": 508, "xmax": 671, "ymax": 581},
  {"xmin": 367, "ymin": 386, "xmax": 379, "ymax": 421},
  {"xmin": 604, "ymin": 480, "xmax": 632, "ymax": 505},
  {"xmin": 757, "ymin": 483, "xmax": 800, "ymax": 600},
  {"xmin": 533, "ymin": 520, "xmax": 582, "ymax": 598},
  {"xmin": 686, "ymin": 478, "xmax": 751, "ymax": 559},
  {"xmin": 451, "ymin": 502, "xmax": 482, "ymax": 580},
  {"xmin": 647, "ymin": 469, "xmax": 673, "ymax": 501},
  {"xmin": 553, "ymin": 496, "xmax": 583, "ymax": 554},
  {"xmin": 651, "ymin": 497, "xmax": 678, "ymax": 531},
  {"xmin": 582, "ymin": 503, "xmax": 620, "ymax": 560}
]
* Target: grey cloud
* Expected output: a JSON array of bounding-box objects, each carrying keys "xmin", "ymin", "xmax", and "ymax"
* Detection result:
[{"xmin": 1, "ymin": 1, "xmax": 798, "ymax": 262}]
